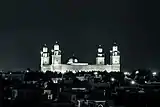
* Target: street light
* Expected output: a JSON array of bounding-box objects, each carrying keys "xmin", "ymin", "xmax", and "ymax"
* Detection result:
[
  {"xmin": 131, "ymin": 80, "xmax": 135, "ymax": 85},
  {"xmin": 111, "ymin": 77, "xmax": 115, "ymax": 82},
  {"xmin": 94, "ymin": 72, "xmax": 98, "ymax": 75},
  {"xmin": 94, "ymin": 72, "xmax": 98, "ymax": 78},
  {"xmin": 135, "ymin": 70, "xmax": 139, "ymax": 74},
  {"xmin": 152, "ymin": 72, "xmax": 157, "ymax": 76},
  {"xmin": 124, "ymin": 72, "xmax": 130, "ymax": 76}
]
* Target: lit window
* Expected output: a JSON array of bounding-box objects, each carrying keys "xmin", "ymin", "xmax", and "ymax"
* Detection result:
[{"xmin": 43, "ymin": 53, "xmax": 47, "ymax": 57}]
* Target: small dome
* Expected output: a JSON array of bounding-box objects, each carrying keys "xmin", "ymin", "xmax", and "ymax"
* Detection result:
[
  {"xmin": 67, "ymin": 55, "xmax": 79, "ymax": 64},
  {"xmin": 68, "ymin": 58, "xmax": 73, "ymax": 63}
]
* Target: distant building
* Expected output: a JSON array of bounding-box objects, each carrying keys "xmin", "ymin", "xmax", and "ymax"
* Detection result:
[{"xmin": 40, "ymin": 42, "xmax": 120, "ymax": 73}]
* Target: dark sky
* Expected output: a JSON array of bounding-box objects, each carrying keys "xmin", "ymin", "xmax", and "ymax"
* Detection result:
[{"xmin": 0, "ymin": 0, "xmax": 159, "ymax": 71}]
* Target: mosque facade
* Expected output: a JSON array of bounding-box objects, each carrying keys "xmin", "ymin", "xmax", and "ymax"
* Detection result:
[{"xmin": 40, "ymin": 42, "xmax": 120, "ymax": 74}]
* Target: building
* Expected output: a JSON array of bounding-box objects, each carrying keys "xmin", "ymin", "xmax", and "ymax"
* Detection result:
[{"xmin": 40, "ymin": 42, "xmax": 120, "ymax": 73}]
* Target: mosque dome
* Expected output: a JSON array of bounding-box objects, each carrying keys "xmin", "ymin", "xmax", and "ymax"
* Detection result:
[{"xmin": 67, "ymin": 55, "xmax": 78, "ymax": 64}]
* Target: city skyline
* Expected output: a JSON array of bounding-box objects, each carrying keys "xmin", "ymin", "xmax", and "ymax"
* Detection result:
[{"xmin": 0, "ymin": 0, "xmax": 159, "ymax": 71}]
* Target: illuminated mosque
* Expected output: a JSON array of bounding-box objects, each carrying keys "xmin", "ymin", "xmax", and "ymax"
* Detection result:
[{"xmin": 40, "ymin": 42, "xmax": 120, "ymax": 73}]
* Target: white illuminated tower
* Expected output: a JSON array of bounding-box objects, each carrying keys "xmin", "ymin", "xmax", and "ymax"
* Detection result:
[
  {"xmin": 96, "ymin": 45, "xmax": 105, "ymax": 65},
  {"xmin": 110, "ymin": 42, "xmax": 120, "ymax": 65},
  {"xmin": 51, "ymin": 41, "xmax": 61, "ymax": 65},
  {"xmin": 40, "ymin": 44, "xmax": 50, "ymax": 67}
]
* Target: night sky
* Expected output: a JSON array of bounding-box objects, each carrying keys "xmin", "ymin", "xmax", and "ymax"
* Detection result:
[{"xmin": 0, "ymin": 0, "xmax": 159, "ymax": 71}]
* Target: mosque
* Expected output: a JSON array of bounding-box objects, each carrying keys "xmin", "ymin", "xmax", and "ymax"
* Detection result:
[{"xmin": 40, "ymin": 42, "xmax": 120, "ymax": 73}]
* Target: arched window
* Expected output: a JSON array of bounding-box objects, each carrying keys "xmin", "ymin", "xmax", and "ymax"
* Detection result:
[
  {"xmin": 98, "ymin": 104, "xmax": 104, "ymax": 107},
  {"xmin": 43, "ymin": 53, "xmax": 47, "ymax": 57}
]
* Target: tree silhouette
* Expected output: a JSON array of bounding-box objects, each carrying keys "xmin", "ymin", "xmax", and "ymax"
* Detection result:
[{"xmin": 63, "ymin": 71, "xmax": 75, "ymax": 80}]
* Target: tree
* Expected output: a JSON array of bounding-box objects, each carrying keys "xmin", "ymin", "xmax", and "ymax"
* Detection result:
[
  {"xmin": 63, "ymin": 71, "xmax": 75, "ymax": 80},
  {"xmin": 57, "ymin": 72, "xmax": 62, "ymax": 78}
]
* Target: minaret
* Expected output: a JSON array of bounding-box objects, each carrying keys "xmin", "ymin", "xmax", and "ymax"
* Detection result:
[
  {"xmin": 51, "ymin": 41, "xmax": 61, "ymax": 65},
  {"xmin": 40, "ymin": 44, "xmax": 50, "ymax": 67},
  {"xmin": 110, "ymin": 42, "xmax": 120, "ymax": 65},
  {"xmin": 96, "ymin": 45, "xmax": 105, "ymax": 65}
]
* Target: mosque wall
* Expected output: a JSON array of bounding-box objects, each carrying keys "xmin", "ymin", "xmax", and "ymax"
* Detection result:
[
  {"xmin": 41, "ymin": 65, "xmax": 51, "ymax": 72},
  {"xmin": 41, "ymin": 64, "xmax": 120, "ymax": 73}
]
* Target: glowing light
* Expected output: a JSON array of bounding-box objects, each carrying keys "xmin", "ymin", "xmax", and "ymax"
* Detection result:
[
  {"xmin": 152, "ymin": 72, "xmax": 157, "ymax": 76},
  {"xmin": 124, "ymin": 72, "xmax": 130, "ymax": 75},
  {"xmin": 135, "ymin": 71, "xmax": 139, "ymax": 74},
  {"xmin": 124, "ymin": 72, "xmax": 127, "ymax": 75},
  {"xmin": 94, "ymin": 72, "xmax": 98, "ymax": 75},
  {"xmin": 131, "ymin": 80, "xmax": 135, "ymax": 85},
  {"xmin": 74, "ymin": 59, "xmax": 78, "ymax": 63},
  {"xmin": 40, "ymin": 42, "xmax": 121, "ymax": 73},
  {"xmin": 111, "ymin": 77, "xmax": 115, "ymax": 81},
  {"xmin": 98, "ymin": 48, "xmax": 103, "ymax": 53},
  {"xmin": 51, "ymin": 49, "xmax": 54, "ymax": 53},
  {"xmin": 72, "ymin": 70, "xmax": 76, "ymax": 73}
]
